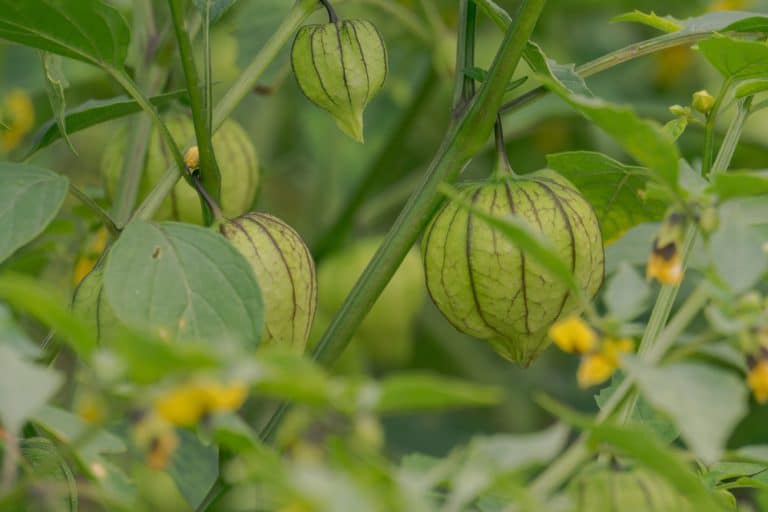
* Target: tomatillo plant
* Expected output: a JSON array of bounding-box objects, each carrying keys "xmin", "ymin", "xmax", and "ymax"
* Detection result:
[{"xmin": 0, "ymin": 1, "xmax": 767, "ymax": 511}]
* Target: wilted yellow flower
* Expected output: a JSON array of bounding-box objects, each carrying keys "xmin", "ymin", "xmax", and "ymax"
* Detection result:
[
  {"xmin": 0, "ymin": 88, "xmax": 35, "ymax": 152},
  {"xmin": 548, "ymin": 315, "xmax": 598, "ymax": 354},
  {"xmin": 131, "ymin": 414, "xmax": 180, "ymax": 470},
  {"xmin": 748, "ymin": 360, "xmax": 768, "ymax": 404},
  {"xmin": 154, "ymin": 378, "xmax": 248, "ymax": 426},
  {"xmin": 646, "ymin": 240, "xmax": 683, "ymax": 285}
]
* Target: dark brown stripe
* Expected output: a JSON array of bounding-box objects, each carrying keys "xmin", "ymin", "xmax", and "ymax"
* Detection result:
[
  {"xmin": 438, "ymin": 202, "xmax": 468, "ymax": 330},
  {"xmin": 309, "ymin": 26, "xmax": 339, "ymax": 107},
  {"xmin": 334, "ymin": 21, "xmax": 354, "ymax": 107},
  {"xmin": 503, "ymin": 181, "xmax": 530, "ymax": 334},
  {"xmin": 347, "ymin": 21, "xmax": 371, "ymax": 103}
]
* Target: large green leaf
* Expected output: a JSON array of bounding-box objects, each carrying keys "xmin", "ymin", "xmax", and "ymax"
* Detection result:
[
  {"xmin": 708, "ymin": 220, "xmax": 768, "ymax": 293},
  {"xmin": 374, "ymin": 373, "xmax": 502, "ymax": 414},
  {"xmin": 168, "ymin": 430, "xmax": 218, "ymax": 509},
  {"xmin": 699, "ymin": 36, "xmax": 768, "ymax": 80},
  {"xmin": 546, "ymin": 151, "xmax": 666, "ymax": 243},
  {"xmin": 0, "ymin": 0, "xmax": 129, "ymax": 68},
  {"xmin": 446, "ymin": 424, "xmax": 569, "ymax": 511},
  {"xmin": 26, "ymin": 90, "xmax": 188, "ymax": 157},
  {"xmin": 19, "ymin": 437, "xmax": 78, "ymax": 512},
  {"xmin": 0, "ymin": 345, "xmax": 62, "ymax": 432},
  {"xmin": 104, "ymin": 221, "xmax": 264, "ymax": 347},
  {"xmin": 0, "ymin": 164, "xmax": 68, "ymax": 264},
  {"xmin": 624, "ymin": 358, "xmax": 747, "ymax": 465},
  {"xmin": 538, "ymin": 79, "xmax": 680, "ymax": 189},
  {"xmin": 602, "ymin": 263, "xmax": 650, "ymax": 321}
]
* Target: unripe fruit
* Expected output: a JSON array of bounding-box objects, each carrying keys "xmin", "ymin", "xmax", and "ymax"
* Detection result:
[
  {"xmin": 291, "ymin": 19, "xmax": 387, "ymax": 143},
  {"xmin": 101, "ymin": 113, "xmax": 259, "ymax": 225},
  {"xmin": 220, "ymin": 213, "xmax": 317, "ymax": 352},
  {"xmin": 316, "ymin": 237, "xmax": 425, "ymax": 367},
  {"xmin": 422, "ymin": 170, "xmax": 604, "ymax": 366}
]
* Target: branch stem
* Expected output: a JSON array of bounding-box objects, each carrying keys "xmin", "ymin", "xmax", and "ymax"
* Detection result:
[{"xmin": 69, "ymin": 184, "xmax": 120, "ymax": 237}]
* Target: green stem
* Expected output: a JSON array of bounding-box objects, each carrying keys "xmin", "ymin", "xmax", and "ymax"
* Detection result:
[
  {"xmin": 168, "ymin": 0, "xmax": 220, "ymax": 221},
  {"xmin": 702, "ymin": 78, "xmax": 732, "ymax": 176},
  {"xmin": 69, "ymin": 184, "xmax": 120, "ymax": 237},
  {"xmin": 133, "ymin": 0, "xmax": 317, "ymax": 223},
  {"xmin": 710, "ymin": 96, "xmax": 752, "ymax": 176},
  {"xmin": 451, "ymin": 0, "xmax": 477, "ymax": 112},
  {"xmin": 647, "ymin": 281, "xmax": 711, "ymax": 363},
  {"xmin": 311, "ymin": 65, "xmax": 438, "ymax": 260}
]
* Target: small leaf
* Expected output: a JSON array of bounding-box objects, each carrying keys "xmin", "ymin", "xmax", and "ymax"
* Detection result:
[
  {"xmin": 167, "ymin": 429, "xmax": 218, "ymax": 509},
  {"xmin": 699, "ymin": 36, "xmax": 768, "ymax": 80},
  {"xmin": 603, "ymin": 263, "xmax": 650, "ymax": 320},
  {"xmin": 611, "ymin": 10, "xmax": 682, "ymax": 33},
  {"xmin": 663, "ymin": 116, "xmax": 688, "ymax": 141},
  {"xmin": 39, "ymin": 52, "xmax": 76, "ymax": 155},
  {"xmin": 538, "ymin": 78, "xmax": 680, "ymax": 189},
  {"xmin": 26, "ymin": 90, "xmax": 188, "ymax": 157},
  {"xmin": 374, "ymin": 373, "xmax": 502, "ymax": 413},
  {"xmin": 624, "ymin": 358, "xmax": 748, "ymax": 464},
  {"xmin": 0, "ymin": 345, "xmax": 62, "ymax": 432},
  {"xmin": 546, "ymin": 151, "xmax": 666, "ymax": 243},
  {"xmin": 192, "ymin": 0, "xmax": 239, "ymax": 23},
  {"xmin": 0, "ymin": 164, "xmax": 68, "ymax": 263},
  {"xmin": 0, "ymin": 0, "xmax": 129, "ymax": 68},
  {"xmin": 104, "ymin": 221, "xmax": 264, "ymax": 347}
]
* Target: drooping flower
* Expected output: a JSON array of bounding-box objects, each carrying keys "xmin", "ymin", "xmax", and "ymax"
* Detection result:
[
  {"xmin": 154, "ymin": 378, "xmax": 248, "ymax": 427},
  {"xmin": 548, "ymin": 315, "xmax": 598, "ymax": 354}
]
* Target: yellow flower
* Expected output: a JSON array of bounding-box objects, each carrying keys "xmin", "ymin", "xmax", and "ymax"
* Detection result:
[
  {"xmin": 548, "ymin": 315, "xmax": 598, "ymax": 354},
  {"xmin": 578, "ymin": 353, "xmax": 615, "ymax": 388},
  {"xmin": 707, "ymin": 0, "xmax": 753, "ymax": 11},
  {"xmin": 748, "ymin": 360, "xmax": 768, "ymax": 404},
  {"xmin": 577, "ymin": 338, "xmax": 634, "ymax": 388},
  {"xmin": 646, "ymin": 240, "xmax": 683, "ymax": 285},
  {"xmin": 0, "ymin": 88, "xmax": 35, "ymax": 152},
  {"xmin": 154, "ymin": 378, "xmax": 248, "ymax": 426}
]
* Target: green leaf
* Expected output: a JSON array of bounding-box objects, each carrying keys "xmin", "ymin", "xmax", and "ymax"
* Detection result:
[
  {"xmin": 708, "ymin": 220, "xmax": 768, "ymax": 293},
  {"xmin": 374, "ymin": 373, "xmax": 502, "ymax": 414},
  {"xmin": 524, "ymin": 41, "xmax": 591, "ymax": 97},
  {"xmin": 603, "ymin": 263, "xmax": 650, "ymax": 320},
  {"xmin": 168, "ymin": 429, "xmax": 218, "ymax": 509},
  {"xmin": 664, "ymin": 116, "xmax": 688, "ymax": 141},
  {"xmin": 0, "ymin": 273, "xmax": 97, "ymax": 358},
  {"xmin": 624, "ymin": 358, "xmax": 748, "ymax": 464},
  {"xmin": 703, "ymin": 461, "xmax": 768, "ymax": 490},
  {"xmin": 438, "ymin": 183, "xmax": 582, "ymax": 298},
  {"xmin": 192, "ymin": 0, "xmax": 239, "ymax": 23},
  {"xmin": 446, "ymin": 424, "xmax": 569, "ymax": 511},
  {"xmin": 611, "ymin": 10, "xmax": 682, "ymax": 33},
  {"xmin": 103, "ymin": 221, "xmax": 264, "ymax": 347},
  {"xmin": 0, "ymin": 0, "xmax": 129, "ymax": 68},
  {"xmin": 464, "ymin": 67, "xmax": 528, "ymax": 92},
  {"xmin": 537, "ymin": 78, "xmax": 680, "ymax": 189},
  {"xmin": 26, "ymin": 90, "xmax": 188, "ymax": 157},
  {"xmin": 546, "ymin": 151, "xmax": 666, "ymax": 243},
  {"xmin": 0, "ymin": 164, "xmax": 69, "ymax": 263},
  {"xmin": 249, "ymin": 350, "xmax": 337, "ymax": 407},
  {"xmin": 699, "ymin": 36, "xmax": 768, "ymax": 80},
  {"xmin": 40, "ymin": 52, "xmax": 77, "ymax": 155},
  {"xmin": 709, "ymin": 171, "xmax": 768, "ymax": 200},
  {"xmin": 0, "ymin": 345, "xmax": 62, "ymax": 432},
  {"xmin": 735, "ymin": 79, "xmax": 768, "ymax": 98},
  {"xmin": 736, "ymin": 445, "xmax": 768, "ymax": 464},
  {"xmin": 594, "ymin": 375, "xmax": 678, "ymax": 444}
]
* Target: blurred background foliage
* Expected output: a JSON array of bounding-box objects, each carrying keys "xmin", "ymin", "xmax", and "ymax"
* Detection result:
[{"xmin": 1, "ymin": 0, "xmax": 767, "ymax": 479}]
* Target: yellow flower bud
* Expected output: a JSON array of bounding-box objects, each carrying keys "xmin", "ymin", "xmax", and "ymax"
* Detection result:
[
  {"xmin": 692, "ymin": 90, "xmax": 715, "ymax": 114},
  {"xmin": 184, "ymin": 145, "xmax": 200, "ymax": 171},
  {"xmin": 548, "ymin": 315, "xmax": 598, "ymax": 354}
]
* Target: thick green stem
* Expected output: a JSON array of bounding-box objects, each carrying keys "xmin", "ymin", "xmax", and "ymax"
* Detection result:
[
  {"xmin": 69, "ymin": 184, "xmax": 120, "ymax": 237},
  {"xmin": 133, "ymin": 0, "xmax": 317, "ymax": 222},
  {"xmin": 168, "ymin": 0, "xmax": 220, "ymax": 220},
  {"xmin": 312, "ymin": 65, "xmax": 438, "ymax": 260},
  {"xmin": 451, "ymin": 0, "xmax": 477, "ymax": 112},
  {"xmin": 711, "ymin": 96, "xmax": 752, "ymax": 176}
]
